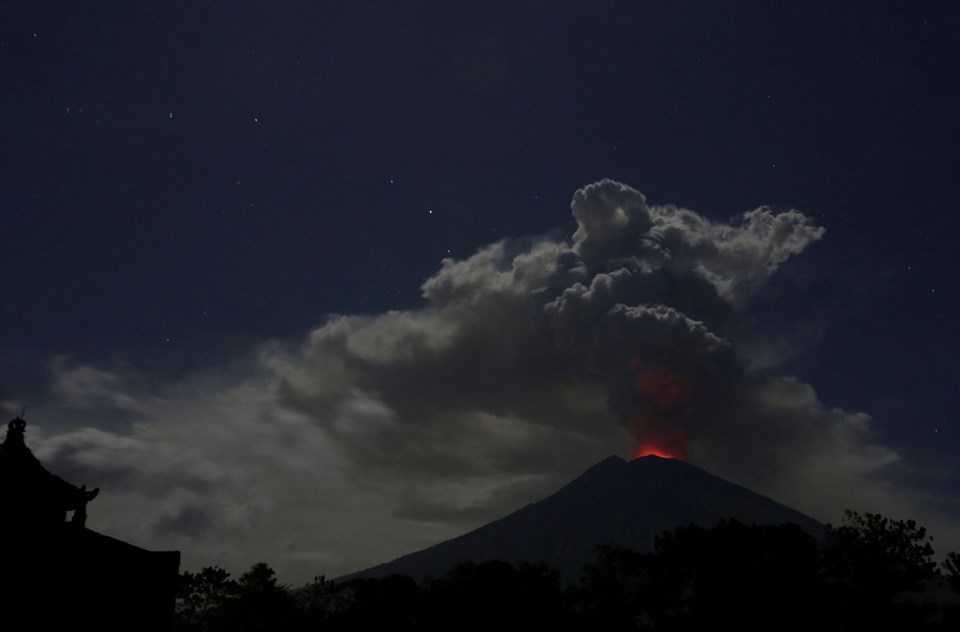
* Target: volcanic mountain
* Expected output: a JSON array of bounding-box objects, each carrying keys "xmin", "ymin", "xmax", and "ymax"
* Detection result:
[{"xmin": 347, "ymin": 455, "xmax": 823, "ymax": 581}]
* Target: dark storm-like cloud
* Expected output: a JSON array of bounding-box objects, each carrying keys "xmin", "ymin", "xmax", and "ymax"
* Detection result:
[
  {"xmin": 392, "ymin": 474, "xmax": 556, "ymax": 525},
  {"xmin": 153, "ymin": 503, "xmax": 217, "ymax": 538}
]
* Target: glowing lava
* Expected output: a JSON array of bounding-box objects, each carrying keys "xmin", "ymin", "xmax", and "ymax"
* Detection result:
[{"xmin": 632, "ymin": 444, "xmax": 681, "ymax": 459}]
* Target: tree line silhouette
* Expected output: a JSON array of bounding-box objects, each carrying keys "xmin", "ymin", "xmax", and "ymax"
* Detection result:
[{"xmin": 173, "ymin": 511, "xmax": 960, "ymax": 631}]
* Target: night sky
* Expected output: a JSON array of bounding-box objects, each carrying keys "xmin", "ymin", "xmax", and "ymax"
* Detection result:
[{"xmin": 3, "ymin": 2, "xmax": 959, "ymax": 581}]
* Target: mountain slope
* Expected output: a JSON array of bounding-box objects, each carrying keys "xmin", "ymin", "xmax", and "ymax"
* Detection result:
[{"xmin": 347, "ymin": 455, "xmax": 822, "ymax": 580}]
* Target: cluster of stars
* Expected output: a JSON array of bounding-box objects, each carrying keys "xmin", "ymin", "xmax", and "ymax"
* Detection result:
[{"xmin": 165, "ymin": 110, "xmax": 262, "ymax": 124}]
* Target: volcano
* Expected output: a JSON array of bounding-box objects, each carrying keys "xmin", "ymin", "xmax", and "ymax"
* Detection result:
[{"xmin": 346, "ymin": 455, "xmax": 822, "ymax": 581}]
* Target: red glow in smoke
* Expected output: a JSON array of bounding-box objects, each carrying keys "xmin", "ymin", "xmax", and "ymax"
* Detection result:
[
  {"xmin": 635, "ymin": 369, "xmax": 690, "ymax": 411},
  {"xmin": 627, "ymin": 362, "xmax": 692, "ymax": 461}
]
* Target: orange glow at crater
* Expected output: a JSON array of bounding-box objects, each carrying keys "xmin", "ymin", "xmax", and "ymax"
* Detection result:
[
  {"xmin": 632, "ymin": 443, "xmax": 683, "ymax": 460},
  {"xmin": 629, "ymin": 424, "xmax": 688, "ymax": 460}
]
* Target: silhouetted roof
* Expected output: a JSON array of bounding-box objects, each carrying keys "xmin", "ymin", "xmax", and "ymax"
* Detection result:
[
  {"xmin": 0, "ymin": 417, "xmax": 93, "ymax": 521},
  {"xmin": 0, "ymin": 418, "xmax": 180, "ymax": 632}
]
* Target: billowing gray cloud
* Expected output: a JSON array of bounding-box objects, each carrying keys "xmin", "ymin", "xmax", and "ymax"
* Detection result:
[
  {"xmin": 17, "ymin": 180, "xmax": 953, "ymax": 583},
  {"xmin": 272, "ymin": 179, "xmax": 831, "ymax": 487}
]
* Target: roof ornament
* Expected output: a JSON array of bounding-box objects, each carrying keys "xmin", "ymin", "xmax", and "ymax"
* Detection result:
[{"xmin": 4, "ymin": 415, "xmax": 27, "ymax": 449}]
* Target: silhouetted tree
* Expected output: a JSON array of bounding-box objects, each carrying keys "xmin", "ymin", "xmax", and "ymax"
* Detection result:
[
  {"xmin": 292, "ymin": 574, "xmax": 349, "ymax": 627},
  {"xmin": 174, "ymin": 566, "xmax": 239, "ymax": 631},
  {"xmin": 943, "ymin": 552, "xmax": 960, "ymax": 590},
  {"xmin": 655, "ymin": 521, "xmax": 819, "ymax": 630},
  {"xmin": 576, "ymin": 545, "xmax": 657, "ymax": 628},
  {"xmin": 220, "ymin": 563, "xmax": 297, "ymax": 632},
  {"xmin": 328, "ymin": 574, "xmax": 420, "ymax": 630},
  {"xmin": 820, "ymin": 510, "xmax": 939, "ymax": 629},
  {"xmin": 822, "ymin": 510, "xmax": 938, "ymax": 594},
  {"xmin": 421, "ymin": 560, "xmax": 569, "ymax": 631},
  {"xmin": 167, "ymin": 511, "xmax": 959, "ymax": 632}
]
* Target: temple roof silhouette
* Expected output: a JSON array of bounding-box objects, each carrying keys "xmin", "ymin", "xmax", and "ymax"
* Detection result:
[
  {"xmin": 1, "ymin": 416, "xmax": 181, "ymax": 631},
  {"xmin": 0, "ymin": 416, "xmax": 99, "ymax": 527}
]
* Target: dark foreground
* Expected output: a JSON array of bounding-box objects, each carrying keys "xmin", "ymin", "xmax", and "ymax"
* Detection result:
[
  {"xmin": 2, "ymin": 523, "xmax": 180, "ymax": 631},
  {"xmin": 175, "ymin": 512, "xmax": 960, "ymax": 632}
]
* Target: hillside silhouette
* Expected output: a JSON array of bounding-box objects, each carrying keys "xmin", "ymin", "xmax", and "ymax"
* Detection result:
[{"xmin": 346, "ymin": 454, "xmax": 823, "ymax": 580}]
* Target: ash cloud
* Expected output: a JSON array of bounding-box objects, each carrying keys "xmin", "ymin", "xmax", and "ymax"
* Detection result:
[
  {"xmin": 274, "ymin": 179, "xmax": 844, "ymax": 500},
  {"xmin": 20, "ymin": 179, "xmax": 947, "ymax": 581}
]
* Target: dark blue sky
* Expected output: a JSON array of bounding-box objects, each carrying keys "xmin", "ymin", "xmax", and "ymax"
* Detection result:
[{"xmin": 3, "ymin": 3, "xmax": 958, "ymax": 473}]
